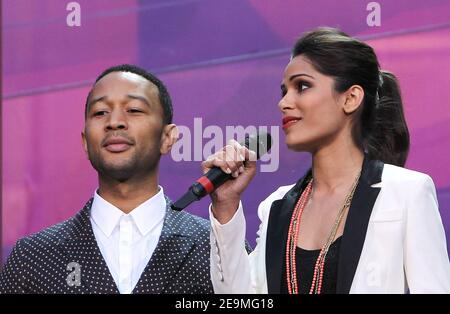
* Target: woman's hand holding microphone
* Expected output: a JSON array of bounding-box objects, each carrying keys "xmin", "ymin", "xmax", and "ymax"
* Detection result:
[{"xmin": 201, "ymin": 139, "xmax": 257, "ymax": 224}]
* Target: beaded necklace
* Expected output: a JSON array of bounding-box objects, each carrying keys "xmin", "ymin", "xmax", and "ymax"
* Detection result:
[{"xmin": 285, "ymin": 172, "xmax": 361, "ymax": 294}]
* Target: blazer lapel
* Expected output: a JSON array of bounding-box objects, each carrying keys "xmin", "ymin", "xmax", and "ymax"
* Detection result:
[
  {"xmin": 60, "ymin": 199, "xmax": 119, "ymax": 294},
  {"xmin": 336, "ymin": 158, "xmax": 384, "ymax": 293},
  {"xmin": 266, "ymin": 170, "xmax": 312, "ymax": 293},
  {"xmin": 132, "ymin": 198, "xmax": 195, "ymax": 294}
]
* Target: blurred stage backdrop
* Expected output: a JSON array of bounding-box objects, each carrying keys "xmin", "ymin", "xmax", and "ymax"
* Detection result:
[{"xmin": 2, "ymin": 0, "xmax": 450, "ymax": 262}]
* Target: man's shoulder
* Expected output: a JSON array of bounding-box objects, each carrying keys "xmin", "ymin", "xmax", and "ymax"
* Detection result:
[
  {"xmin": 13, "ymin": 202, "xmax": 90, "ymax": 255},
  {"xmin": 16, "ymin": 216, "xmax": 79, "ymax": 250}
]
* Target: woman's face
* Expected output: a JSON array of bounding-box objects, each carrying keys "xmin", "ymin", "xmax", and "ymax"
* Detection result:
[{"xmin": 279, "ymin": 55, "xmax": 349, "ymax": 152}]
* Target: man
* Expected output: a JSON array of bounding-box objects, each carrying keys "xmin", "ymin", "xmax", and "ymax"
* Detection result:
[{"xmin": 0, "ymin": 64, "xmax": 213, "ymax": 294}]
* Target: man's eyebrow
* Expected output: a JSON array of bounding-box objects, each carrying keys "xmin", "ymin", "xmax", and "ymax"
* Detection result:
[
  {"xmin": 88, "ymin": 95, "xmax": 107, "ymax": 108},
  {"xmin": 87, "ymin": 94, "xmax": 152, "ymax": 109},
  {"xmin": 127, "ymin": 94, "xmax": 151, "ymax": 107}
]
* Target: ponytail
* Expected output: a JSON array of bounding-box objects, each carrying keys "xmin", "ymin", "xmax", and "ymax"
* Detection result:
[
  {"xmin": 292, "ymin": 28, "xmax": 410, "ymax": 166},
  {"xmin": 364, "ymin": 71, "xmax": 410, "ymax": 167}
]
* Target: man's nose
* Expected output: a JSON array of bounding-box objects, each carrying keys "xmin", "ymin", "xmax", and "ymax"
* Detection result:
[{"xmin": 106, "ymin": 109, "xmax": 128, "ymax": 130}]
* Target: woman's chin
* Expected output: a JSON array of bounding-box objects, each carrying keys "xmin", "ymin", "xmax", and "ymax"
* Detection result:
[
  {"xmin": 285, "ymin": 136, "xmax": 315, "ymax": 152},
  {"xmin": 286, "ymin": 140, "xmax": 306, "ymax": 152}
]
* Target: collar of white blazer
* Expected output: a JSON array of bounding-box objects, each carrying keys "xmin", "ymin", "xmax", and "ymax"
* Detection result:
[{"xmin": 265, "ymin": 155, "xmax": 384, "ymax": 294}]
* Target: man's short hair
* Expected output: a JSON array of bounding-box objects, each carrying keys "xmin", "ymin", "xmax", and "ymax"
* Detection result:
[{"xmin": 85, "ymin": 64, "xmax": 173, "ymax": 124}]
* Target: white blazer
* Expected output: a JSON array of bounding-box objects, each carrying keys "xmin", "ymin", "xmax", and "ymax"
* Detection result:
[{"xmin": 210, "ymin": 159, "xmax": 450, "ymax": 293}]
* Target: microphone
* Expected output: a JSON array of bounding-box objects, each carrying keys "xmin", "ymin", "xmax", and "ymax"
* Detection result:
[{"xmin": 171, "ymin": 131, "xmax": 272, "ymax": 211}]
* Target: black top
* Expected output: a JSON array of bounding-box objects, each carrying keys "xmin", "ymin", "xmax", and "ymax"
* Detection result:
[{"xmin": 281, "ymin": 236, "xmax": 342, "ymax": 294}]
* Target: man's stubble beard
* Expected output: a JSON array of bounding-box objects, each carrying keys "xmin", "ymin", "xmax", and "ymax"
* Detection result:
[{"xmin": 88, "ymin": 147, "xmax": 160, "ymax": 183}]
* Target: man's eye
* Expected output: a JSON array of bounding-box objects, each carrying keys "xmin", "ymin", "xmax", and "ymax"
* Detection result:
[
  {"xmin": 93, "ymin": 111, "xmax": 107, "ymax": 116},
  {"xmin": 128, "ymin": 108, "xmax": 143, "ymax": 113}
]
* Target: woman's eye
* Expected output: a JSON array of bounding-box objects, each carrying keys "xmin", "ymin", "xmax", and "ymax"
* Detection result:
[
  {"xmin": 128, "ymin": 108, "xmax": 143, "ymax": 113},
  {"xmin": 281, "ymin": 82, "xmax": 310, "ymax": 97},
  {"xmin": 297, "ymin": 82, "xmax": 310, "ymax": 92}
]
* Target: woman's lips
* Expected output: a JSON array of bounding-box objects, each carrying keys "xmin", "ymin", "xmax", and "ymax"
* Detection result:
[{"xmin": 282, "ymin": 117, "xmax": 302, "ymax": 130}]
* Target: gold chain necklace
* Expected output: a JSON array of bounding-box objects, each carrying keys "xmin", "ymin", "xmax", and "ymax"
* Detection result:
[{"xmin": 286, "ymin": 171, "xmax": 361, "ymax": 294}]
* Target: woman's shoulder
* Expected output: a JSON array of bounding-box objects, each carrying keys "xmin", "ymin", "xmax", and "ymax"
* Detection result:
[
  {"xmin": 382, "ymin": 163, "xmax": 434, "ymax": 186},
  {"xmin": 256, "ymin": 183, "xmax": 296, "ymax": 220},
  {"xmin": 263, "ymin": 184, "xmax": 296, "ymax": 203}
]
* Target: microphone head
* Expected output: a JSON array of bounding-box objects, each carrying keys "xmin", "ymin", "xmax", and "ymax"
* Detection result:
[{"xmin": 244, "ymin": 131, "xmax": 272, "ymax": 160}]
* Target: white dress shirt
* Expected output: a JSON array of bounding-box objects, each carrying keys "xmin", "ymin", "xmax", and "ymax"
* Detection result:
[{"xmin": 90, "ymin": 186, "xmax": 166, "ymax": 294}]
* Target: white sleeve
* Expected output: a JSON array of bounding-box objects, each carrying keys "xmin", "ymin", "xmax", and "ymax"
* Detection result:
[
  {"xmin": 404, "ymin": 175, "xmax": 450, "ymax": 293},
  {"xmin": 209, "ymin": 185, "xmax": 293, "ymax": 294},
  {"xmin": 209, "ymin": 202, "xmax": 256, "ymax": 293}
]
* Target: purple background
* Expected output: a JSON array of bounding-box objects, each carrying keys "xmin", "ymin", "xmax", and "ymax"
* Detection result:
[{"xmin": 3, "ymin": 0, "xmax": 450, "ymax": 262}]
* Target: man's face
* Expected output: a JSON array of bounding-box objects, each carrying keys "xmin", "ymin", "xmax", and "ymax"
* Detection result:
[{"xmin": 82, "ymin": 72, "xmax": 168, "ymax": 182}]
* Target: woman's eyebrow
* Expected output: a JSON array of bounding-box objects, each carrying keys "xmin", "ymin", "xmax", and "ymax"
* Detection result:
[{"xmin": 289, "ymin": 73, "xmax": 315, "ymax": 81}]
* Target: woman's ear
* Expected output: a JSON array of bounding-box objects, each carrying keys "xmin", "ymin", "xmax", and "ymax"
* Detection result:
[
  {"xmin": 160, "ymin": 124, "xmax": 179, "ymax": 155},
  {"xmin": 342, "ymin": 85, "xmax": 365, "ymax": 115}
]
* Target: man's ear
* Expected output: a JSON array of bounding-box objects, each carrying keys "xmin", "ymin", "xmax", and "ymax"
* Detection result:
[
  {"xmin": 342, "ymin": 85, "xmax": 364, "ymax": 115},
  {"xmin": 160, "ymin": 124, "xmax": 179, "ymax": 155},
  {"xmin": 81, "ymin": 131, "xmax": 88, "ymax": 156}
]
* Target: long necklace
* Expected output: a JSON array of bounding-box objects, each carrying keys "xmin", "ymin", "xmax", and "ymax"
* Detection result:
[{"xmin": 285, "ymin": 171, "xmax": 361, "ymax": 294}]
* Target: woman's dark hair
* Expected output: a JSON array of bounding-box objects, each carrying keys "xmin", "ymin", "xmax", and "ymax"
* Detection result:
[{"xmin": 292, "ymin": 27, "xmax": 409, "ymax": 167}]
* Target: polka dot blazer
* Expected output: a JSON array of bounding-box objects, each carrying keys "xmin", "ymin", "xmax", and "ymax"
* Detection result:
[{"xmin": 0, "ymin": 196, "xmax": 214, "ymax": 294}]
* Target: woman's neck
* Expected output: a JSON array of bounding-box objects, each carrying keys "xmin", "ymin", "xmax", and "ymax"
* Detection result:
[{"xmin": 311, "ymin": 143, "xmax": 364, "ymax": 193}]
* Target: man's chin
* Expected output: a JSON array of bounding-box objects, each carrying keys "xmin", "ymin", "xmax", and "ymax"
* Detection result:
[{"xmin": 96, "ymin": 162, "xmax": 137, "ymax": 182}]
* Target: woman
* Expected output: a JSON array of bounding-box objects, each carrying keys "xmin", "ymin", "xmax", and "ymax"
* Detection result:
[{"xmin": 203, "ymin": 27, "xmax": 450, "ymax": 293}]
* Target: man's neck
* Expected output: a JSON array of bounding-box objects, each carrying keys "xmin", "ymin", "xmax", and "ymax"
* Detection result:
[{"xmin": 97, "ymin": 174, "xmax": 160, "ymax": 214}]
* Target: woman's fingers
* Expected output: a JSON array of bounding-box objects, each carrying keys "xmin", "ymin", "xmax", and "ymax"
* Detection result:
[
  {"xmin": 201, "ymin": 139, "xmax": 253, "ymax": 177},
  {"xmin": 202, "ymin": 152, "xmax": 231, "ymax": 174},
  {"xmin": 223, "ymin": 143, "xmax": 244, "ymax": 177}
]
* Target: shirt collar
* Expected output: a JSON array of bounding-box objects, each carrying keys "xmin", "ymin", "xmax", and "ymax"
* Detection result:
[{"xmin": 91, "ymin": 186, "xmax": 167, "ymax": 237}]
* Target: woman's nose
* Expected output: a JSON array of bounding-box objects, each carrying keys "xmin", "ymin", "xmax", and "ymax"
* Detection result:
[{"xmin": 278, "ymin": 93, "xmax": 295, "ymax": 113}]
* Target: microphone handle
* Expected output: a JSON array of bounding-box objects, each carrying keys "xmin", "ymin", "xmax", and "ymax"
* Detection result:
[{"xmin": 191, "ymin": 167, "xmax": 233, "ymax": 198}]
